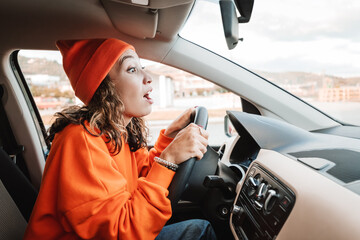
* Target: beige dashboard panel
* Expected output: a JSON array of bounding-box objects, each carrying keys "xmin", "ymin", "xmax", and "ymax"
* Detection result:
[{"xmin": 251, "ymin": 149, "xmax": 360, "ymax": 240}]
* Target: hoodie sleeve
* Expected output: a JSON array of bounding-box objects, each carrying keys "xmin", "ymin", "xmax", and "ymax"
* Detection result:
[
  {"xmin": 53, "ymin": 126, "xmax": 175, "ymax": 240},
  {"xmin": 136, "ymin": 129, "xmax": 174, "ymax": 178}
]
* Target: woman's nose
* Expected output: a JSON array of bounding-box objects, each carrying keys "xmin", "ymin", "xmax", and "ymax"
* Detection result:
[{"xmin": 143, "ymin": 72, "xmax": 152, "ymax": 84}]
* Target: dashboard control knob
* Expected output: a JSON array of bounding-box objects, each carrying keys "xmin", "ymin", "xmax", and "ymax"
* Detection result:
[
  {"xmin": 255, "ymin": 182, "xmax": 268, "ymax": 200},
  {"xmin": 248, "ymin": 176, "xmax": 258, "ymax": 187},
  {"xmin": 232, "ymin": 205, "xmax": 244, "ymax": 215},
  {"xmin": 247, "ymin": 176, "xmax": 260, "ymax": 197},
  {"xmin": 264, "ymin": 189, "xmax": 278, "ymax": 213},
  {"xmin": 254, "ymin": 200, "xmax": 263, "ymax": 210}
]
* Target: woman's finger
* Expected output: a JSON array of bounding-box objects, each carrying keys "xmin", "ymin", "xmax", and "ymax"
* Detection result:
[
  {"xmin": 200, "ymin": 144, "xmax": 207, "ymax": 155},
  {"xmin": 197, "ymin": 133, "xmax": 209, "ymax": 147},
  {"xmin": 195, "ymin": 149, "xmax": 204, "ymax": 160}
]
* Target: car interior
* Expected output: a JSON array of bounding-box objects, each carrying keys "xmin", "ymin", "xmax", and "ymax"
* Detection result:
[{"xmin": 1, "ymin": 0, "xmax": 360, "ymax": 239}]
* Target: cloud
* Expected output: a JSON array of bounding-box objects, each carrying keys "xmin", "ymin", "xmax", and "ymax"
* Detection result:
[
  {"xmin": 233, "ymin": 36, "xmax": 360, "ymax": 77},
  {"xmin": 181, "ymin": 0, "xmax": 360, "ymax": 77},
  {"xmin": 245, "ymin": 0, "xmax": 360, "ymax": 42}
]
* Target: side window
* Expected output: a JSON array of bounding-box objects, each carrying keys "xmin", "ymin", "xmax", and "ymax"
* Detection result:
[
  {"xmin": 18, "ymin": 50, "xmax": 242, "ymax": 146},
  {"xmin": 18, "ymin": 50, "xmax": 75, "ymax": 132},
  {"xmin": 144, "ymin": 62, "xmax": 242, "ymax": 146}
]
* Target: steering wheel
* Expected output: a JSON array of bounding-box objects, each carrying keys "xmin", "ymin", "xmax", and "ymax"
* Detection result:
[{"xmin": 167, "ymin": 106, "xmax": 208, "ymax": 210}]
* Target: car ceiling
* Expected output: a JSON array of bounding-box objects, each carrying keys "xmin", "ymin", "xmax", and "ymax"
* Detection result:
[{"xmin": 0, "ymin": 0, "xmax": 195, "ymax": 59}]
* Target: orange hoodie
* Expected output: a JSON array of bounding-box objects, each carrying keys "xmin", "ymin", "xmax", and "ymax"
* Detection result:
[{"xmin": 24, "ymin": 123, "xmax": 175, "ymax": 240}]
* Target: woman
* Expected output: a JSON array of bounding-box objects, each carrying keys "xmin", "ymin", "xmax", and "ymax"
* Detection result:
[{"xmin": 24, "ymin": 39, "xmax": 217, "ymax": 239}]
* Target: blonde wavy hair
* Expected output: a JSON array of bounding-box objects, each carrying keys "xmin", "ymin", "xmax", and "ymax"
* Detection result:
[{"xmin": 46, "ymin": 76, "xmax": 148, "ymax": 154}]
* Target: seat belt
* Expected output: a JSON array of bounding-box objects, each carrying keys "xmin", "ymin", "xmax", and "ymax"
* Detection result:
[
  {"xmin": 0, "ymin": 85, "xmax": 38, "ymax": 221},
  {"xmin": 0, "ymin": 85, "xmax": 27, "ymax": 167}
]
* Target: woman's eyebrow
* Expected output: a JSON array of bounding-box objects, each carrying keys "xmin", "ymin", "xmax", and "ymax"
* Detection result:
[{"xmin": 119, "ymin": 55, "xmax": 135, "ymax": 66}]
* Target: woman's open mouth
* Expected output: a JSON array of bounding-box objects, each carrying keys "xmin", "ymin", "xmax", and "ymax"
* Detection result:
[{"xmin": 143, "ymin": 92, "xmax": 154, "ymax": 104}]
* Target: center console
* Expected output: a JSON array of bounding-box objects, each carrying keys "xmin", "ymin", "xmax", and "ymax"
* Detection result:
[{"xmin": 230, "ymin": 163, "xmax": 295, "ymax": 240}]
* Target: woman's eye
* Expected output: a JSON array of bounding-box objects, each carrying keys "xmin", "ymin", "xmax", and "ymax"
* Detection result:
[{"xmin": 127, "ymin": 67, "xmax": 136, "ymax": 73}]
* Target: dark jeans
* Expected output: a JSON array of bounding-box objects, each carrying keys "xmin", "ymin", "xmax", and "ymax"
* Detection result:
[{"xmin": 156, "ymin": 219, "xmax": 217, "ymax": 240}]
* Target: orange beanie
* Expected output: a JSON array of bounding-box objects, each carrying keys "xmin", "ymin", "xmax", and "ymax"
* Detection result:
[{"xmin": 56, "ymin": 39, "xmax": 135, "ymax": 105}]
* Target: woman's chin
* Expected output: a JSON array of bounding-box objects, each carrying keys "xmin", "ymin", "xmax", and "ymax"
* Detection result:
[
  {"xmin": 127, "ymin": 106, "xmax": 152, "ymax": 118},
  {"xmin": 142, "ymin": 107, "xmax": 152, "ymax": 117}
]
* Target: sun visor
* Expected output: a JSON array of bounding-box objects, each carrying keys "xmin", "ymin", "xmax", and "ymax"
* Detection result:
[
  {"xmin": 103, "ymin": 0, "xmax": 193, "ymax": 8},
  {"xmin": 101, "ymin": 0, "xmax": 193, "ymax": 39}
]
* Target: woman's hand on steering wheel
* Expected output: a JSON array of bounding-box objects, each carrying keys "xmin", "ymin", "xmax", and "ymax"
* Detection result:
[
  {"xmin": 164, "ymin": 107, "xmax": 197, "ymax": 138},
  {"xmin": 160, "ymin": 123, "xmax": 209, "ymax": 165}
]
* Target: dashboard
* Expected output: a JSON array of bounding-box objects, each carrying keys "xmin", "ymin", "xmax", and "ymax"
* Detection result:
[
  {"xmin": 221, "ymin": 111, "xmax": 360, "ymax": 239},
  {"xmin": 231, "ymin": 163, "xmax": 295, "ymax": 239}
]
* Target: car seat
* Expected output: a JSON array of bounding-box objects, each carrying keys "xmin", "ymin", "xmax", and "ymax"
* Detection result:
[
  {"xmin": 0, "ymin": 148, "xmax": 38, "ymax": 239},
  {"xmin": 0, "ymin": 84, "xmax": 38, "ymax": 239}
]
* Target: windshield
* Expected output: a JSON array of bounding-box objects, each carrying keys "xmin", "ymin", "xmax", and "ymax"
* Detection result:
[{"xmin": 181, "ymin": 0, "xmax": 360, "ymax": 126}]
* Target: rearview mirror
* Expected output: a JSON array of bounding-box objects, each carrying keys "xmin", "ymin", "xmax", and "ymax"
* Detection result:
[
  {"xmin": 219, "ymin": 0, "xmax": 239, "ymax": 50},
  {"xmin": 220, "ymin": 0, "xmax": 254, "ymax": 50},
  {"xmin": 235, "ymin": 0, "xmax": 254, "ymax": 23}
]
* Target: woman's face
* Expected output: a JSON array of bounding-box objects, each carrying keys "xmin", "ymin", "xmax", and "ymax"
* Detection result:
[{"xmin": 108, "ymin": 49, "xmax": 153, "ymax": 124}]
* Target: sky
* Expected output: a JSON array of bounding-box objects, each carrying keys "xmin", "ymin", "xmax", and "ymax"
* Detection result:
[
  {"xmin": 181, "ymin": 0, "xmax": 360, "ymax": 78},
  {"xmin": 20, "ymin": 0, "xmax": 360, "ymax": 78},
  {"xmin": 20, "ymin": 50, "xmax": 62, "ymax": 64}
]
